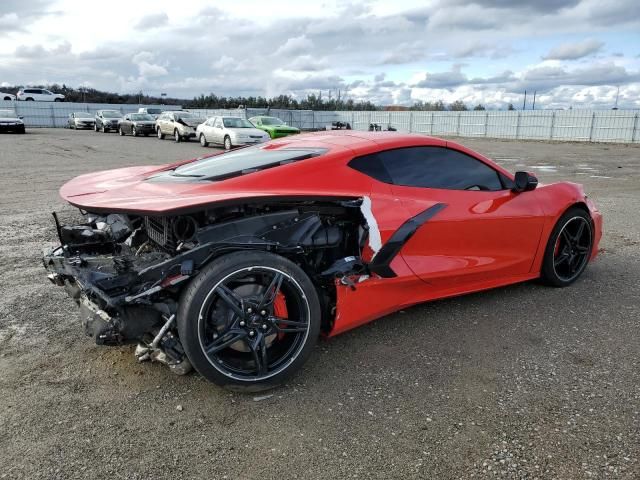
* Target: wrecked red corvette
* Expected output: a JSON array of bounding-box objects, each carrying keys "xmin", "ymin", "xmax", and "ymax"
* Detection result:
[{"xmin": 43, "ymin": 132, "xmax": 602, "ymax": 390}]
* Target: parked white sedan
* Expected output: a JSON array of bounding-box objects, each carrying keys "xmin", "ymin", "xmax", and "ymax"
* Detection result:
[
  {"xmin": 196, "ymin": 116, "xmax": 270, "ymax": 149},
  {"xmin": 1, "ymin": 91, "xmax": 16, "ymax": 101}
]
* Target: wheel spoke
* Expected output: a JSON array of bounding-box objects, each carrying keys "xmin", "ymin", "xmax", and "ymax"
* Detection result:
[
  {"xmin": 257, "ymin": 272, "xmax": 284, "ymax": 310},
  {"xmin": 554, "ymin": 252, "xmax": 570, "ymax": 267},
  {"xmin": 216, "ymin": 284, "xmax": 245, "ymax": 319},
  {"xmin": 574, "ymin": 221, "xmax": 586, "ymax": 243},
  {"xmin": 272, "ymin": 317, "xmax": 308, "ymax": 333},
  {"xmin": 248, "ymin": 332, "xmax": 269, "ymax": 375},
  {"xmin": 205, "ymin": 329, "xmax": 246, "ymax": 355},
  {"xmin": 561, "ymin": 228, "xmax": 572, "ymax": 246},
  {"xmin": 576, "ymin": 244, "xmax": 590, "ymax": 254}
]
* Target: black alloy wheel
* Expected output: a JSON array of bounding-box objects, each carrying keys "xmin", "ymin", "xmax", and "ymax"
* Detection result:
[
  {"xmin": 541, "ymin": 207, "xmax": 593, "ymax": 287},
  {"xmin": 178, "ymin": 251, "xmax": 321, "ymax": 391}
]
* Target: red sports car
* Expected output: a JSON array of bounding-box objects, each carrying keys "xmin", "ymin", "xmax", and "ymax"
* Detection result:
[{"xmin": 43, "ymin": 132, "xmax": 602, "ymax": 390}]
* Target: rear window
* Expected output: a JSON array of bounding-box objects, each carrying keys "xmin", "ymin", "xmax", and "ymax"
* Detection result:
[{"xmin": 165, "ymin": 146, "xmax": 327, "ymax": 180}]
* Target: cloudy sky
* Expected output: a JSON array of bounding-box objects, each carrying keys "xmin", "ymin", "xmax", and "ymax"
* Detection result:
[{"xmin": 1, "ymin": 0, "xmax": 639, "ymax": 109}]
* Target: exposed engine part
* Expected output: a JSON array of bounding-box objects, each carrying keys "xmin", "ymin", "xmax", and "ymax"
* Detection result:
[
  {"xmin": 44, "ymin": 197, "xmax": 370, "ymax": 373},
  {"xmin": 135, "ymin": 314, "xmax": 192, "ymax": 375}
]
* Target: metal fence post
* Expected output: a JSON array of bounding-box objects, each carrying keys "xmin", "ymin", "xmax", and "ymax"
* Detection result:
[
  {"xmin": 632, "ymin": 113, "xmax": 639, "ymax": 143},
  {"xmin": 408, "ymin": 111, "xmax": 413, "ymax": 133},
  {"xmin": 549, "ymin": 111, "xmax": 556, "ymax": 140},
  {"xmin": 456, "ymin": 112, "xmax": 461, "ymax": 136},
  {"xmin": 515, "ymin": 111, "xmax": 521, "ymax": 140},
  {"xmin": 484, "ymin": 112, "xmax": 489, "ymax": 137},
  {"xmin": 430, "ymin": 112, "xmax": 434, "ymax": 135},
  {"xmin": 588, "ymin": 112, "xmax": 596, "ymax": 142},
  {"xmin": 50, "ymin": 103, "xmax": 56, "ymax": 128}
]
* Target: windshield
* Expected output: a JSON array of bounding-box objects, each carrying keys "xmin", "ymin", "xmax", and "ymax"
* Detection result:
[
  {"xmin": 260, "ymin": 117, "xmax": 285, "ymax": 126},
  {"xmin": 175, "ymin": 112, "xmax": 198, "ymax": 119},
  {"xmin": 0, "ymin": 110, "xmax": 16, "ymax": 118},
  {"xmin": 130, "ymin": 114, "xmax": 153, "ymax": 121},
  {"xmin": 102, "ymin": 111, "xmax": 122, "ymax": 118},
  {"xmin": 74, "ymin": 112, "xmax": 92, "ymax": 118},
  {"xmin": 223, "ymin": 117, "xmax": 254, "ymax": 128},
  {"xmin": 146, "ymin": 108, "xmax": 162, "ymax": 115},
  {"xmin": 171, "ymin": 146, "xmax": 327, "ymax": 180}
]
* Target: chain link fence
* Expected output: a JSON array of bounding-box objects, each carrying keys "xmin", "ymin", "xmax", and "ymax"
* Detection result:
[{"xmin": 2, "ymin": 100, "xmax": 638, "ymax": 143}]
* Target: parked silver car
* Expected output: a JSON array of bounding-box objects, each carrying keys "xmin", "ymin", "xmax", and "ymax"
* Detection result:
[
  {"xmin": 196, "ymin": 116, "xmax": 270, "ymax": 149},
  {"xmin": 155, "ymin": 111, "xmax": 204, "ymax": 142},
  {"xmin": 68, "ymin": 112, "xmax": 95, "ymax": 129}
]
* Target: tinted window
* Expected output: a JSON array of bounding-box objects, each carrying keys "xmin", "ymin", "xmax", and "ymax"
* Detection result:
[
  {"xmin": 350, "ymin": 146, "xmax": 503, "ymax": 191},
  {"xmin": 168, "ymin": 146, "xmax": 327, "ymax": 180}
]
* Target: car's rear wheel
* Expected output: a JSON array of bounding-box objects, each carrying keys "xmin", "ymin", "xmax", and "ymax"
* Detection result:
[
  {"xmin": 157, "ymin": 127, "xmax": 164, "ymax": 139},
  {"xmin": 541, "ymin": 207, "xmax": 593, "ymax": 287},
  {"xmin": 25, "ymin": 98, "xmax": 34, "ymax": 101},
  {"xmin": 177, "ymin": 251, "xmax": 321, "ymax": 391},
  {"xmin": 174, "ymin": 129, "xmax": 181, "ymax": 143},
  {"xmin": 200, "ymin": 133, "xmax": 208, "ymax": 147},
  {"xmin": 224, "ymin": 135, "xmax": 232, "ymax": 150}
]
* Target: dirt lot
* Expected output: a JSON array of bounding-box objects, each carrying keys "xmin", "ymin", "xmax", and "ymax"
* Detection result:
[{"xmin": 0, "ymin": 129, "xmax": 639, "ymax": 479}]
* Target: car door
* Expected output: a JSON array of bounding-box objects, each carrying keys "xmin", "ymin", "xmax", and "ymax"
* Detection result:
[
  {"xmin": 212, "ymin": 117, "xmax": 224, "ymax": 144},
  {"xmin": 368, "ymin": 145, "xmax": 546, "ymax": 288},
  {"xmin": 202, "ymin": 118, "xmax": 215, "ymax": 142}
]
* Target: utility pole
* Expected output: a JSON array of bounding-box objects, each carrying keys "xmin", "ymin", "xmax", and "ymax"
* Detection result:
[
  {"xmin": 532, "ymin": 91, "xmax": 536, "ymax": 110},
  {"xmin": 613, "ymin": 86, "xmax": 620, "ymax": 110},
  {"xmin": 522, "ymin": 90, "xmax": 527, "ymax": 110}
]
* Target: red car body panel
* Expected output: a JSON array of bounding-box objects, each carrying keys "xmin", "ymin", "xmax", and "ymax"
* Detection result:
[{"xmin": 58, "ymin": 132, "xmax": 603, "ymax": 337}]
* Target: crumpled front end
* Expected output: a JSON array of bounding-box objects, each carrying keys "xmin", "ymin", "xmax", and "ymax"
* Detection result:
[{"xmin": 43, "ymin": 211, "xmax": 193, "ymax": 373}]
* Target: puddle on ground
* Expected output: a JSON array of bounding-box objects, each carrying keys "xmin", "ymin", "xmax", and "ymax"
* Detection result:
[{"xmin": 529, "ymin": 165, "xmax": 559, "ymax": 172}]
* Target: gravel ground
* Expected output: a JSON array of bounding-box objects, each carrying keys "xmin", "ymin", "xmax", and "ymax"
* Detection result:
[{"xmin": 0, "ymin": 129, "xmax": 639, "ymax": 480}]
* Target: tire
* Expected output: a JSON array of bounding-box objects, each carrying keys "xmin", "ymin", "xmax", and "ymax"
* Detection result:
[
  {"xmin": 94, "ymin": 123, "xmax": 98, "ymax": 132},
  {"xmin": 200, "ymin": 134, "xmax": 208, "ymax": 147},
  {"xmin": 3, "ymin": 96, "xmax": 10, "ymax": 101},
  {"xmin": 157, "ymin": 127, "xmax": 165, "ymax": 140},
  {"xmin": 25, "ymin": 98, "xmax": 34, "ymax": 101},
  {"xmin": 101, "ymin": 124, "xmax": 107, "ymax": 133},
  {"xmin": 174, "ymin": 129, "xmax": 181, "ymax": 143},
  {"xmin": 54, "ymin": 98, "xmax": 63, "ymax": 102},
  {"xmin": 224, "ymin": 135, "xmax": 232, "ymax": 150},
  {"xmin": 177, "ymin": 251, "xmax": 321, "ymax": 391},
  {"xmin": 540, "ymin": 207, "xmax": 593, "ymax": 287},
  {"xmin": 132, "ymin": 126, "xmax": 138, "ymax": 137},
  {"xmin": 119, "ymin": 127, "xmax": 125, "ymax": 136}
]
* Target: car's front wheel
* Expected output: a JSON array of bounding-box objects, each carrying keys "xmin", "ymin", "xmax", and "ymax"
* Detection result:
[
  {"xmin": 132, "ymin": 126, "xmax": 138, "ymax": 137},
  {"xmin": 94, "ymin": 123, "xmax": 98, "ymax": 132},
  {"xmin": 224, "ymin": 135, "xmax": 232, "ymax": 150},
  {"xmin": 157, "ymin": 127, "xmax": 165, "ymax": 139},
  {"xmin": 541, "ymin": 207, "xmax": 593, "ymax": 287},
  {"xmin": 119, "ymin": 127, "xmax": 125, "ymax": 136},
  {"xmin": 177, "ymin": 251, "xmax": 321, "ymax": 391},
  {"xmin": 174, "ymin": 129, "xmax": 181, "ymax": 143},
  {"xmin": 200, "ymin": 133, "xmax": 208, "ymax": 147}
]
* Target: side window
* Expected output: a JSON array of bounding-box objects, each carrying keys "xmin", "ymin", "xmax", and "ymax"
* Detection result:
[
  {"xmin": 350, "ymin": 147, "xmax": 504, "ymax": 191},
  {"xmin": 214, "ymin": 118, "xmax": 222, "ymax": 128}
]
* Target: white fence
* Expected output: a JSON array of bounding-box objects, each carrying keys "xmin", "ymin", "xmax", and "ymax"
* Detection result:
[{"xmin": 1, "ymin": 100, "xmax": 639, "ymax": 143}]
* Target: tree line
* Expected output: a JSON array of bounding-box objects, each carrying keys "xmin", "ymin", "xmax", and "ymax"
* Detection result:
[{"xmin": 2, "ymin": 84, "xmax": 515, "ymax": 111}]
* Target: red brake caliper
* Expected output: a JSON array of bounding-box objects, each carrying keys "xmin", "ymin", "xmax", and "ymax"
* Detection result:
[{"xmin": 273, "ymin": 292, "xmax": 288, "ymax": 340}]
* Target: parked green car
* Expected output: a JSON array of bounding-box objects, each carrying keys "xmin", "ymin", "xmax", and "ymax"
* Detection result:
[{"xmin": 248, "ymin": 116, "xmax": 300, "ymax": 139}]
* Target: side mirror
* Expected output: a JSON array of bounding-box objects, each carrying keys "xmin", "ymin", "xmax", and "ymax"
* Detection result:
[{"xmin": 512, "ymin": 171, "xmax": 538, "ymax": 193}]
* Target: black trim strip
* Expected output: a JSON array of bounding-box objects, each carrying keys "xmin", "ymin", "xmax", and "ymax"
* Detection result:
[{"xmin": 368, "ymin": 203, "xmax": 447, "ymax": 278}]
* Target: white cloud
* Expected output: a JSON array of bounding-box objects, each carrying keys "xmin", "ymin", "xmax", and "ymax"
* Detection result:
[{"xmin": 543, "ymin": 38, "xmax": 604, "ymax": 60}]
